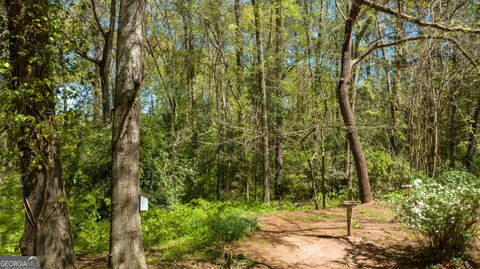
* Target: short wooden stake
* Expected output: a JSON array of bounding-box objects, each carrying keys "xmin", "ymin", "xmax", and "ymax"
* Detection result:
[{"xmin": 341, "ymin": 200, "xmax": 356, "ymax": 236}]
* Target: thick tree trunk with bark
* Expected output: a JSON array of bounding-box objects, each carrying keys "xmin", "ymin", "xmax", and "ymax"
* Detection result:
[
  {"xmin": 109, "ymin": 0, "xmax": 147, "ymax": 268},
  {"xmin": 336, "ymin": 0, "xmax": 373, "ymax": 203},
  {"xmin": 252, "ymin": 0, "xmax": 270, "ymax": 203},
  {"xmin": 6, "ymin": 1, "xmax": 76, "ymax": 268}
]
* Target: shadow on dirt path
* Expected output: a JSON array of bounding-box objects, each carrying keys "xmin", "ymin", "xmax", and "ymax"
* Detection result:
[{"xmin": 230, "ymin": 202, "xmax": 427, "ymax": 269}]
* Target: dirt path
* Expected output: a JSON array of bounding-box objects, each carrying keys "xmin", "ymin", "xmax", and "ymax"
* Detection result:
[
  {"xmin": 79, "ymin": 202, "xmax": 479, "ymax": 268},
  {"xmin": 230, "ymin": 202, "xmax": 425, "ymax": 269}
]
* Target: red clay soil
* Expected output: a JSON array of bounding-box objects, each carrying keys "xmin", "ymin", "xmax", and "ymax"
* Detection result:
[
  {"xmin": 229, "ymin": 202, "xmax": 480, "ymax": 269},
  {"xmin": 229, "ymin": 202, "xmax": 422, "ymax": 269},
  {"xmin": 78, "ymin": 202, "xmax": 480, "ymax": 268}
]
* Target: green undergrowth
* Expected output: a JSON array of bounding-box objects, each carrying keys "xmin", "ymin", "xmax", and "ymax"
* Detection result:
[
  {"xmin": 141, "ymin": 199, "xmax": 312, "ymax": 261},
  {"xmin": 0, "ymin": 174, "xmax": 23, "ymax": 255},
  {"xmin": 0, "ymin": 177, "xmax": 317, "ymax": 260}
]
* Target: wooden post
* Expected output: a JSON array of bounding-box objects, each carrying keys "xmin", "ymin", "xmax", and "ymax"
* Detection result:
[
  {"xmin": 342, "ymin": 200, "xmax": 356, "ymax": 236},
  {"xmin": 402, "ymin": 184, "xmax": 413, "ymax": 197}
]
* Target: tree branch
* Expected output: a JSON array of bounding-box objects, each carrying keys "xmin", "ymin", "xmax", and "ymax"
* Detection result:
[
  {"xmin": 91, "ymin": 0, "xmax": 107, "ymax": 37},
  {"xmin": 75, "ymin": 49, "xmax": 101, "ymax": 65},
  {"xmin": 354, "ymin": 35, "xmax": 432, "ymax": 65},
  {"xmin": 444, "ymin": 37, "xmax": 479, "ymax": 68},
  {"xmin": 335, "ymin": 0, "xmax": 346, "ymax": 21},
  {"xmin": 353, "ymin": 35, "xmax": 479, "ymax": 71},
  {"xmin": 359, "ymin": 0, "xmax": 480, "ymax": 34}
]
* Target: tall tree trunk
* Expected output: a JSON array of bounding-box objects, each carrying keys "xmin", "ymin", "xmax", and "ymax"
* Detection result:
[
  {"xmin": 389, "ymin": 0, "xmax": 404, "ymax": 157},
  {"xmin": 234, "ymin": 0, "xmax": 249, "ymax": 200},
  {"xmin": 315, "ymin": 0, "xmax": 326, "ymax": 208},
  {"xmin": 252, "ymin": 0, "xmax": 270, "ymax": 203},
  {"xmin": 273, "ymin": 0, "xmax": 284, "ymax": 200},
  {"xmin": 181, "ymin": 0, "xmax": 197, "ymax": 155},
  {"xmin": 6, "ymin": 1, "xmax": 76, "ymax": 268},
  {"xmin": 109, "ymin": 0, "xmax": 147, "ymax": 268},
  {"xmin": 336, "ymin": 0, "xmax": 373, "ymax": 203}
]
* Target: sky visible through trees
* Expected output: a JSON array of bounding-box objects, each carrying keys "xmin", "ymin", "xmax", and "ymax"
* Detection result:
[{"xmin": 0, "ymin": 0, "xmax": 480, "ymax": 267}]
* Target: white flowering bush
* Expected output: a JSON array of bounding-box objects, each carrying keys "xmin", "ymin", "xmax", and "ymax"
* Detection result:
[{"xmin": 400, "ymin": 171, "xmax": 480, "ymax": 263}]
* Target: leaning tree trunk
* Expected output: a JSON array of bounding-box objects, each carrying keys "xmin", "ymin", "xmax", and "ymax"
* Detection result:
[
  {"xmin": 109, "ymin": 0, "xmax": 147, "ymax": 268},
  {"xmin": 336, "ymin": 0, "xmax": 373, "ymax": 203},
  {"xmin": 6, "ymin": 0, "xmax": 76, "ymax": 268},
  {"xmin": 252, "ymin": 0, "xmax": 270, "ymax": 203}
]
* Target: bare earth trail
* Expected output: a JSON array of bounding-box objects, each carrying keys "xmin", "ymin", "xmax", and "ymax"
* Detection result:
[
  {"xmin": 229, "ymin": 202, "xmax": 425, "ymax": 269},
  {"xmin": 79, "ymin": 202, "xmax": 480, "ymax": 268}
]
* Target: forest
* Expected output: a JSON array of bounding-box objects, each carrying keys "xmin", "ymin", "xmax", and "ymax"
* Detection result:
[{"xmin": 0, "ymin": 0, "xmax": 480, "ymax": 268}]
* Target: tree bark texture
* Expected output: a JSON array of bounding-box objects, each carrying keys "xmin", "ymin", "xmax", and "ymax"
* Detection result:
[
  {"xmin": 252, "ymin": 0, "xmax": 270, "ymax": 203},
  {"xmin": 336, "ymin": 0, "xmax": 373, "ymax": 203},
  {"xmin": 109, "ymin": 0, "xmax": 147, "ymax": 268},
  {"xmin": 6, "ymin": 0, "xmax": 77, "ymax": 268}
]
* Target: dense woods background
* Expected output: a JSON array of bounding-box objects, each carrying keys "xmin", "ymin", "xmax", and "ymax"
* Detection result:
[{"xmin": 0, "ymin": 0, "xmax": 479, "ymax": 267}]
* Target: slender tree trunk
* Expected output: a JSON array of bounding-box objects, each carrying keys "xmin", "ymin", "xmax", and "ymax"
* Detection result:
[
  {"xmin": 92, "ymin": 76, "xmax": 102, "ymax": 122},
  {"xmin": 273, "ymin": 0, "xmax": 284, "ymax": 200},
  {"xmin": 448, "ymin": 55, "xmax": 459, "ymax": 168},
  {"xmin": 465, "ymin": 95, "xmax": 480, "ymax": 171},
  {"xmin": 315, "ymin": 0, "xmax": 326, "ymax": 208},
  {"xmin": 448, "ymin": 98, "xmax": 457, "ymax": 168},
  {"xmin": 181, "ymin": 0, "xmax": 197, "ymax": 155},
  {"xmin": 389, "ymin": 2, "xmax": 404, "ymax": 156},
  {"xmin": 93, "ymin": 0, "xmax": 116, "ymax": 123},
  {"xmin": 234, "ymin": 0, "xmax": 249, "ymax": 201},
  {"xmin": 306, "ymin": 152, "xmax": 319, "ymax": 210},
  {"xmin": 6, "ymin": 1, "xmax": 76, "ymax": 268},
  {"xmin": 109, "ymin": 0, "xmax": 147, "ymax": 268},
  {"xmin": 252, "ymin": 0, "xmax": 270, "ymax": 203},
  {"xmin": 336, "ymin": 0, "xmax": 373, "ymax": 203},
  {"xmin": 320, "ymin": 126, "xmax": 327, "ymax": 209}
]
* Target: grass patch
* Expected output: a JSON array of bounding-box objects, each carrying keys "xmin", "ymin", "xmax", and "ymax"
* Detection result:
[{"xmin": 0, "ymin": 174, "xmax": 23, "ymax": 255}]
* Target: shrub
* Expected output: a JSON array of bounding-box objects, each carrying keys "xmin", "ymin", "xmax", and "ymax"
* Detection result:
[
  {"xmin": 69, "ymin": 190, "xmax": 110, "ymax": 255},
  {"xmin": 366, "ymin": 150, "xmax": 411, "ymax": 196},
  {"xmin": 400, "ymin": 171, "xmax": 480, "ymax": 263}
]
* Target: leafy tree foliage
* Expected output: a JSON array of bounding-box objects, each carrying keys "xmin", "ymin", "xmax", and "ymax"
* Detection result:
[{"xmin": 0, "ymin": 0, "xmax": 480, "ymax": 266}]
